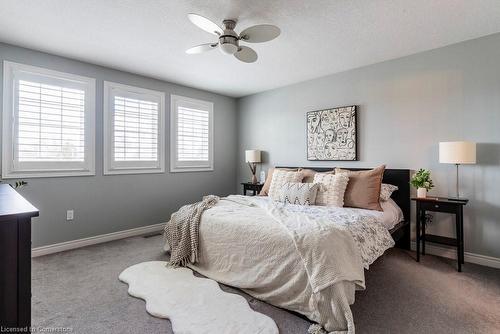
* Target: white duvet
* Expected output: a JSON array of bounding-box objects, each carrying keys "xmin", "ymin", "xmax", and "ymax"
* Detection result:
[{"xmin": 169, "ymin": 195, "xmax": 394, "ymax": 333}]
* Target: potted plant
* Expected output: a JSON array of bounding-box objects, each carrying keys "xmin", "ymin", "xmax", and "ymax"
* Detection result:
[{"xmin": 411, "ymin": 169, "xmax": 434, "ymax": 198}]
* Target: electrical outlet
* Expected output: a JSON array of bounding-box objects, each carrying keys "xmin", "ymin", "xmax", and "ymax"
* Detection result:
[{"xmin": 66, "ymin": 210, "xmax": 74, "ymax": 221}]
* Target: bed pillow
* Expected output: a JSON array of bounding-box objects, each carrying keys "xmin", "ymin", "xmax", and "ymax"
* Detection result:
[
  {"xmin": 259, "ymin": 167, "xmax": 298, "ymax": 196},
  {"xmin": 278, "ymin": 182, "xmax": 320, "ymax": 205},
  {"xmin": 380, "ymin": 183, "xmax": 398, "ymax": 201},
  {"xmin": 335, "ymin": 165, "xmax": 385, "ymax": 211},
  {"xmin": 313, "ymin": 173, "xmax": 349, "ymax": 207},
  {"xmin": 299, "ymin": 168, "xmax": 335, "ymax": 183},
  {"xmin": 268, "ymin": 170, "xmax": 304, "ymax": 200},
  {"xmin": 379, "ymin": 198, "xmax": 404, "ymax": 229}
]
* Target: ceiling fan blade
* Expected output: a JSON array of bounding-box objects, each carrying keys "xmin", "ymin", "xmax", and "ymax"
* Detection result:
[
  {"xmin": 186, "ymin": 43, "xmax": 218, "ymax": 54},
  {"xmin": 187, "ymin": 13, "xmax": 223, "ymax": 36},
  {"xmin": 234, "ymin": 46, "xmax": 258, "ymax": 63},
  {"xmin": 239, "ymin": 24, "xmax": 280, "ymax": 43}
]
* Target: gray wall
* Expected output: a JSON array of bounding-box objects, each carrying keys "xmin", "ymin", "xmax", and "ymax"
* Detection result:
[
  {"xmin": 0, "ymin": 43, "xmax": 238, "ymax": 248},
  {"xmin": 237, "ymin": 33, "xmax": 500, "ymax": 259}
]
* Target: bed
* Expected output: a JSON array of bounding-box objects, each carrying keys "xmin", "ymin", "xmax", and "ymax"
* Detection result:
[
  {"xmin": 171, "ymin": 167, "xmax": 410, "ymax": 333},
  {"xmin": 289, "ymin": 167, "xmax": 411, "ymax": 250}
]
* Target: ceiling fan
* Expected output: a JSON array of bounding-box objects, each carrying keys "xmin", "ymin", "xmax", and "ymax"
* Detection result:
[{"xmin": 185, "ymin": 13, "xmax": 280, "ymax": 63}]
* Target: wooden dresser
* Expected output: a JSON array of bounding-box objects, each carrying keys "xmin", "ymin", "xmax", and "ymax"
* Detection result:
[{"xmin": 0, "ymin": 184, "xmax": 38, "ymax": 332}]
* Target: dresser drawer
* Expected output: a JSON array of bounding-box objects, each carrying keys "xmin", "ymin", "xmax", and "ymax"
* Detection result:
[{"xmin": 419, "ymin": 201, "xmax": 457, "ymax": 213}]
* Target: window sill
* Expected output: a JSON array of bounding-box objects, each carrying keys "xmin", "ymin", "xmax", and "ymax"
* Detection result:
[
  {"xmin": 170, "ymin": 167, "xmax": 214, "ymax": 173},
  {"xmin": 103, "ymin": 167, "xmax": 165, "ymax": 175},
  {"xmin": 1, "ymin": 169, "xmax": 95, "ymax": 179}
]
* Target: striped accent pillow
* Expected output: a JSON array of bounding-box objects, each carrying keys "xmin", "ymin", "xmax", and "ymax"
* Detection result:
[{"xmin": 277, "ymin": 182, "xmax": 320, "ymax": 206}]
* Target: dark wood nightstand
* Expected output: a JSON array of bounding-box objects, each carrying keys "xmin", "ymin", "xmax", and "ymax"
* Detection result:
[
  {"xmin": 411, "ymin": 197, "xmax": 468, "ymax": 272},
  {"xmin": 241, "ymin": 182, "xmax": 263, "ymax": 196},
  {"xmin": 0, "ymin": 185, "xmax": 39, "ymax": 330}
]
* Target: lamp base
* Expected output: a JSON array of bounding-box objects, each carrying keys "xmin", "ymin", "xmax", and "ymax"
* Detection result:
[{"xmin": 248, "ymin": 162, "xmax": 259, "ymax": 184}]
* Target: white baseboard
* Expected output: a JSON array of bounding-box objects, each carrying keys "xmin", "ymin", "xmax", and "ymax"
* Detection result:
[
  {"xmin": 410, "ymin": 241, "xmax": 500, "ymax": 269},
  {"xmin": 32, "ymin": 223, "xmax": 164, "ymax": 258}
]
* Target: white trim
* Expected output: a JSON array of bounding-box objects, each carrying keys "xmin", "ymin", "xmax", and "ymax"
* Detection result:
[
  {"xmin": 410, "ymin": 241, "xmax": 500, "ymax": 269},
  {"xmin": 103, "ymin": 81, "xmax": 165, "ymax": 175},
  {"xmin": 31, "ymin": 223, "xmax": 164, "ymax": 257},
  {"xmin": 170, "ymin": 94, "xmax": 214, "ymax": 173},
  {"xmin": 2, "ymin": 61, "xmax": 96, "ymax": 178},
  {"xmin": 170, "ymin": 166, "xmax": 214, "ymax": 173}
]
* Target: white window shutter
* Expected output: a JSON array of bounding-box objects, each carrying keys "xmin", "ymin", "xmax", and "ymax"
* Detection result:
[
  {"xmin": 170, "ymin": 95, "xmax": 213, "ymax": 172},
  {"xmin": 177, "ymin": 106, "xmax": 209, "ymax": 161},
  {"xmin": 103, "ymin": 81, "xmax": 165, "ymax": 175},
  {"xmin": 2, "ymin": 61, "xmax": 95, "ymax": 178},
  {"xmin": 17, "ymin": 80, "xmax": 86, "ymax": 162},
  {"xmin": 113, "ymin": 96, "xmax": 158, "ymax": 162}
]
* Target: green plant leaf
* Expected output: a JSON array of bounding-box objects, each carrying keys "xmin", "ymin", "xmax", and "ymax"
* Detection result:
[{"xmin": 410, "ymin": 169, "xmax": 434, "ymax": 190}]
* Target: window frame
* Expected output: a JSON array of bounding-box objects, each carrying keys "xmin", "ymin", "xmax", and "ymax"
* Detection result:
[
  {"xmin": 2, "ymin": 61, "xmax": 96, "ymax": 178},
  {"xmin": 103, "ymin": 81, "xmax": 165, "ymax": 175},
  {"xmin": 170, "ymin": 94, "xmax": 214, "ymax": 173}
]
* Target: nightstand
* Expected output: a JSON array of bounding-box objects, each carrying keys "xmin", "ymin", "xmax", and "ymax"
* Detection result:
[
  {"xmin": 241, "ymin": 182, "xmax": 263, "ymax": 196},
  {"xmin": 411, "ymin": 197, "xmax": 468, "ymax": 272}
]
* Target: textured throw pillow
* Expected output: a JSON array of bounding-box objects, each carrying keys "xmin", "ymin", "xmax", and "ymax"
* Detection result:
[
  {"xmin": 298, "ymin": 168, "xmax": 335, "ymax": 183},
  {"xmin": 278, "ymin": 182, "xmax": 320, "ymax": 205},
  {"xmin": 259, "ymin": 167, "xmax": 298, "ymax": 196},
  {"xmin": 380, "ymin": 183, "xmax": 398, "ymax": 201},
  {"xmin": 313, "ymin": 173, "xmax": 349, "ymax": 207},
  {"xmin": 335, "ymin": 165, "xmax": 386, "ymax": 211},
  {"xmin": 268, "ymin": 170, "xmax": 304, "ymax": 200}
]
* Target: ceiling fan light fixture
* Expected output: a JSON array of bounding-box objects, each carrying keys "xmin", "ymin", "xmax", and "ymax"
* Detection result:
[
  {"xmin": 220, "ymin": 42, "xmax": 238, "ymax": 55},
  {"xmin": 219, "ymin": 34, "xmax": 238, "ymax": 54},
  {"xmin": 219, "ymin": 24, "xmax": 239, "ymax": 55}
]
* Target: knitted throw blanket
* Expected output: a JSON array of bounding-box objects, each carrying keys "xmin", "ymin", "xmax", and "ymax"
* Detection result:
[{"xmin": 164, "ymin": 195, "xmax": 219, "ymax": 267}]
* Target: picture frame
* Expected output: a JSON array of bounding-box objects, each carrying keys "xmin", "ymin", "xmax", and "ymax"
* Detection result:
[{"xmin": 306, "ymin": 105, "xmax": 357, "ymax": 161}]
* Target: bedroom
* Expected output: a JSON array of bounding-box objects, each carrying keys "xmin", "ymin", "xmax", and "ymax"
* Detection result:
[{"xmin": 0, "ymin": 1, "xmax": 499, "ymax": 333}]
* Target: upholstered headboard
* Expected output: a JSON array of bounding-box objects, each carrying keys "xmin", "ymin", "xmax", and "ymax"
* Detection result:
[{"xmin": 276, "ymin": 167, "xmax": 411, "ymax": 223}]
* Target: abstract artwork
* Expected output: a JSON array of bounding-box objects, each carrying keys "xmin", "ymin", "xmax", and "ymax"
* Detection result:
[{"xmin": 307, "ymin": 105, "xmax": 357, "ymax": 161}]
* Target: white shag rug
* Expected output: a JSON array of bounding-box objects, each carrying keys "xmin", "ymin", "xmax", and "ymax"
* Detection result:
[{"xmin": 119, "ymin": 261, "xmax": 279, "ymax": 334}]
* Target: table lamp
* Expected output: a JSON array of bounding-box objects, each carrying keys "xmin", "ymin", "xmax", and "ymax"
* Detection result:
[
  {"xmin": 245, "ymin": 150, "xmax": 261, "ymax": 184},
  {"xmin": 439, "ymin": 141, "xmax": 476, "ymax": 199}
]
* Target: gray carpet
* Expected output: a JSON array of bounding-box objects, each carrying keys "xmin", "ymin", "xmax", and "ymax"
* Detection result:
[{"xmin": 32, "ymin": 234, "xmax": 500, "ymax": 334}]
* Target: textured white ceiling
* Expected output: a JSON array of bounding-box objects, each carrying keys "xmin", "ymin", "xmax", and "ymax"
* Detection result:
[{"xmin": 1, "ymin": 0, "xmax": 500, "ymax": 97}]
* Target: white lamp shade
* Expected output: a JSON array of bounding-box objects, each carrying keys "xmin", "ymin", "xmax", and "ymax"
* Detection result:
[
  {"xmin": 439, "ymin": 141, "xmax": 476, "ymax": 164},
  {"xmin": 245, "ymin": 150, "xmax": 261, "ymax": 163}
]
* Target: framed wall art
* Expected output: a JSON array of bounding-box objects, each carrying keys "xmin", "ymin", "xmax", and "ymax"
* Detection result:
[{"xmin": 306, "ymin": 105, "xmax": 357, "ymax": 161}]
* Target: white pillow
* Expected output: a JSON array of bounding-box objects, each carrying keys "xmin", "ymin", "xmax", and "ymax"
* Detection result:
[
  {"xmin": 313, "ymin": 173, "xmax": 349, "ymax": 207},
  {"xmin": 380, "ymin": 183, "xmax": 398, "ymax": 201},
  {"xmin": 268, "ymin": 170, "xmax": 303, "ymax": 200},
  {"xmin": 379, "ymin": 198, "xmax": 404, "ymax": 229},
  {"xmin": 278, "ymin": 182, "xmax": 319, "ymax": 205}
]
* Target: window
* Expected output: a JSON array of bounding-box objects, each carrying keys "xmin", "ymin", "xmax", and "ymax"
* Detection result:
[
  {"xmin": 170, "ymin": 95, "xmax": 213, "ymax": 172},
  {"xmin": 2, "ymin": 61, "xmax": 95, "ymax": 178},
  {"xmin": 103, "ymin": 82, "xmax": 165, "ymax": 174}
]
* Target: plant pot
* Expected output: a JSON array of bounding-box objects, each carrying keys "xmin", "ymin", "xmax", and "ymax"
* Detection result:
[{"xmin": 417, "ymin": 188, "xmax": 427, "ymax": 198}]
